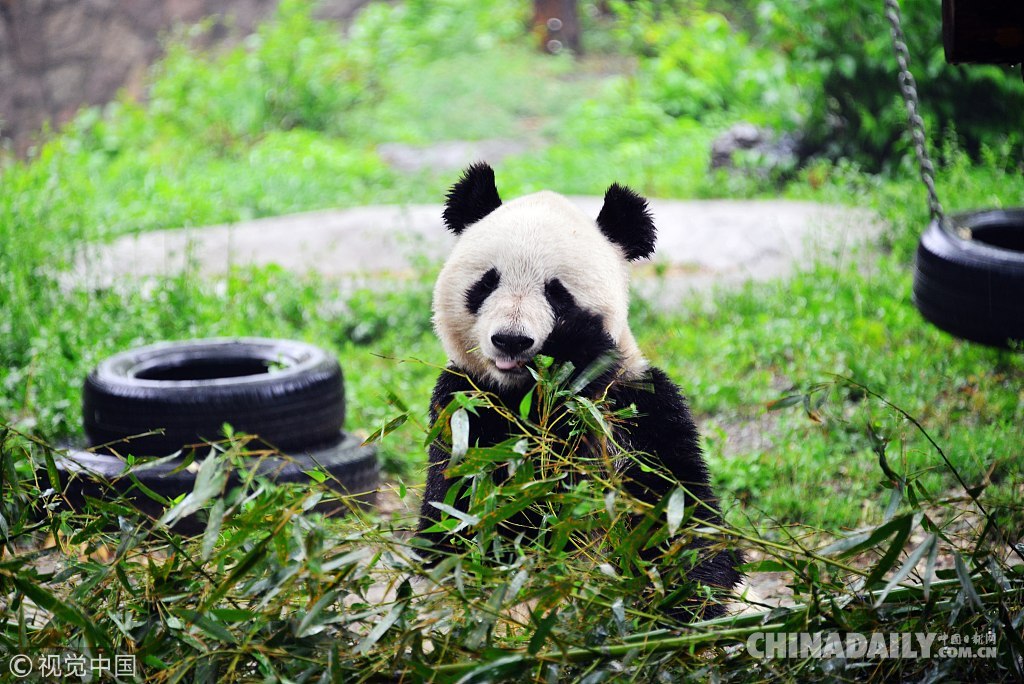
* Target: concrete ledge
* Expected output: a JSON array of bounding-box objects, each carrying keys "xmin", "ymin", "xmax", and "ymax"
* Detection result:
[{"xmin": 70, "ymin": 198, "xmax": 882, "ymax": 297}]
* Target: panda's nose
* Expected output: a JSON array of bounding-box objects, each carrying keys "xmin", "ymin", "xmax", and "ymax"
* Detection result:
[{"xmin": 491, "ymin": 333, "xmax": 534, "ymax": 356}]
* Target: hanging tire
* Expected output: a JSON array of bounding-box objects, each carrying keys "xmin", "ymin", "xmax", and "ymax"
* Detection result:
[
  {"xmin": 83, "ymin": 338, "xmax": 345, "ymax": 456},
  {"xmin": 913, "ymin": 209, "xmax": 1024, "ymax": 348}
]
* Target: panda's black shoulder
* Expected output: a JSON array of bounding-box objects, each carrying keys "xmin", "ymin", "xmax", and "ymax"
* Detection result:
[
  {"xmin": 610, "ymin": 366, "xmax": 689, "ymax": 415},
  {"xmin": 428, "ymin": 366, "xmax": 520, "ymax": 449},
  {"xmin": 429, "ymin": 366, "xmax": 517, "ymax": 414},
  {"xmin": 430, "ymin": 366, "xmax": 475, "ymax": 416},
  {"xmin": 608, "ymin": 365, "xmax": 703, "ymax": 460}
]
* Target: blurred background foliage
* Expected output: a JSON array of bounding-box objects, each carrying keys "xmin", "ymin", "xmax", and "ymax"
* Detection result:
[
  {"xmin": 608, "ymin": 0, "xmax": 1024, "ymax": 170},
  {"xmin": 754, "ymin": 0, "xmax": 1024, "ymax": 169}
]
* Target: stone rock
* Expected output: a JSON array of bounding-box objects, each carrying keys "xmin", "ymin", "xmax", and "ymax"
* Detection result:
[
  {"xmin": 4, "ymin": 4, "xmax": 46, "ymax": 70},
  {"xmin": 167, "ymin": 0, "xmax": 206, "ymax": 21},
  {"xmin": 44, "ymin": 3, "xmax": 94, "ymax": 62},
  {"xmin": 83, "ymin": 0, "xmax": 119, "ymax": 12},
  {"xmin": 92, "ymin": 18, "xmax": 149, "ymax": 97},
  {"xmin": 44, "ymin": 64, "xmax": 88, "ymax": 107},
  {"xmin": 710, "ymin": 122, "xmax": 802, "ymax": 174},
  {"xmin": 0, "ymin": 0, "xmax": 374, "ymax": 155}
]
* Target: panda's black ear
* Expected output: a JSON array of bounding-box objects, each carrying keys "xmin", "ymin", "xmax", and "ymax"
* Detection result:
[
  {"xmin": 443, "ymin": 162, "xmax": 503, "ymax": 235},
  {"xmin": 596, "ymin": 183, "xmax": 656, "ymax": 261}
]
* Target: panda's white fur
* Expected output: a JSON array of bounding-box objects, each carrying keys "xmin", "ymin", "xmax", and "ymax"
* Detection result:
[{"xmin": 433, "ymin": 190, "xmax": 645, "ymax": 389}]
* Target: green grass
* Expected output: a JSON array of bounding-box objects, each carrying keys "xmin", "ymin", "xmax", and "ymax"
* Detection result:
[
  {"xmin": 1, "ymin": 0, "xmax": 1023, "ymax": 680},
  {"xmin": 648, "ymin": 256, "xmax": 1023, "ymax": 531}
]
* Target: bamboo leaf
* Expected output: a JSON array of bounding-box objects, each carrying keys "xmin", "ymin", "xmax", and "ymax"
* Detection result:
[
  {"xmin": 874, "ymin": 533, "xmax": 936, "ymax": 607},
  {"xmin": 159, "ymin": 453, "xmax": 228, "ymax": 527},
  {"xmin": 363, "ymin": 413, "xmax": 408, "ymax": 445},
  {"xmin": 766, "ymin": 395, "xmax": 802, "ymax": 411},
  {"xmin": 882, "ymin": 481, "xmax": 903, "ymax": 522},
  {"xmin": 304, "ymin": 468, "xmax": 327, "ymax": 483},
  {"xmin": 923, "ymin": 532, "xmax": 939, "ymax": 601},
  {"xmin": 429, "ymin": 501, "xmax": 480, "ymax": 525},
  {"xmin": 569, "ymin": 353, "xmax": 615, "ymax": 395},
  {"xmin": 506, "ymin": 569, "xmax": 530, "ymax": 605},
  {"xmin": 205, "ymin": 534, "xmax": 272, "ymax": 608},
  {"xmin": 210, "ymin": 608, "xmax": 254, "ymax": 622},
  {"xmin": 384, "ymin": 387, "xmax": 409, "ymax": 413},
  {"xmin": 818, "ymin": 513, "xmax": 914, "ymax": 559},
  {"xmin": 604, "ymin": 489, "xmax": 616, "ymax": 522},
  {"xmin": 129, "ymin": 450, "xmax": 192, "ymax": 474},
  {"xmin": 575, "ymin": 396, "xmax": 611, "ymax": 438},
  {"xmin": 42, "ymin": 447, "xmax": 60, "ymax": 490},
  {"xmin": 201, "ymin": 497, "xmax": 226, "ymax": 562},
  {"xmin": 125, "ymin": 471, "xmax": 173, "ymax": 505},
  {"xmin": 551, "ymin": 360, "xmax": 575, "ymax": 387},
  {"xmin": 12, "ymin": 577, "xmax": 110, "ymax": 649},
  {"xmin": 528, "ymin": 609, "xmax": 559, "ymax": 655},
  {"xmin": 175, "ymin": 609, "xmax": 237, "ymax": 644},
  {"xmin": 863, "ymin": 513, "xmax": 917, "ymax": 590},
  {"xmin": 297, "ymin": 590, "xmax": 340, "ymax": 638},
  {"xmin": 423, "ymin": 405, "xmax": 451, "ymax": 448},
  {"xmin": 453, "ymin": 655, "xmax": 529, "ymax": 684},
  {"xmin": 953, "ymin": 552, "xmax": 983, "ymax": 610},
  {"xmin": 450, "ymin": 408, "xmax": 470, "ymax": 466},
  {"xmin": 429, "ymin": 501, "xmax": 480, "ymax": 534},
  {"xmin": 518, "ymin": 388, "xmax": 534, "ymax": 420},
  {"xmin": 665, "ymin": 488, "xmax": 687, "ymax": 536},
  {"xmin": 356, "ymin": 601, "xmax": 405, "ymax": 654}
]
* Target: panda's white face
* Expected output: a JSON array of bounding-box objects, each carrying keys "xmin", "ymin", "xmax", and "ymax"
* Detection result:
[{"xmin": 434, "ymin": 191, "xmax": 641, "ymax": 389}]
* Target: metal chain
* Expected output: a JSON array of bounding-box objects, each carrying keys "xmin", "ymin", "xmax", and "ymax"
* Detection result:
[{"xmin": 884, "ymin": 0, "xmax": 947, "ymax": 226}]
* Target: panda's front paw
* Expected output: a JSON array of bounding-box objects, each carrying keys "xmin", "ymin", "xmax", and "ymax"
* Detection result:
[{"xmin": 541, "ymin": 280, "xmax": 617, "ymax": 374}]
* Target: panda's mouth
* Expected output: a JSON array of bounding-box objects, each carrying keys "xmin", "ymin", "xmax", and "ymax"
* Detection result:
[{"xmin": 493, "ymin": 357, "xmax": 529, "ymax": 373}]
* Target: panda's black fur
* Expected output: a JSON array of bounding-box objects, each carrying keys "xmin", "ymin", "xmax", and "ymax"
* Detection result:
[{"xmin": 419, "ymin": 164, "xmax": 742, "ymax": 618}]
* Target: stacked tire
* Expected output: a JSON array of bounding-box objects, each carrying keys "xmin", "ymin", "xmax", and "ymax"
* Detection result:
[
  {"xmin": 58, "ymin": 338, "xmax": 378, "ymax": 530},
  {"xmin": 913, "ymin": 209, "xmax": 1024, "ymax": 348}
]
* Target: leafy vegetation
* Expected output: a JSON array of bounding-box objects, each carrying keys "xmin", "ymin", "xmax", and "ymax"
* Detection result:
[
  {"xmin": 756, "ymin": 0, "xmax": 1024, "ymax": 168},
  {"xmin": 609, "ymin": 1, "xmax": 810, "ymax": 131},
  {"xmin": 1, "ymin": 0, "xmax": 1022, "ymax": 680},
  {"xmin": 1, "ymin": 366, "xmax": 1021, "ymax": 680}
]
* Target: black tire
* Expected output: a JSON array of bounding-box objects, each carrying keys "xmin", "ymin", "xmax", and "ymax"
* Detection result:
[
  {"xmin": 52, "ymin": 432, "xmax": 379, "ymax": 533},
  {"xmin": 913, "ymin": 209, "xmax": 1024, "ymax": 348},
  {"xmin": 83, "ymin": 338, "xmax": 345, "ymax": 456}
]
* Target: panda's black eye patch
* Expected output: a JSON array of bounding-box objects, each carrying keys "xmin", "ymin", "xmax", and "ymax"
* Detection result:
[
  {"xmin": 465, "ymin": 268, "xmax": 500, "ymax": 314},
  {"xmin": 544, "ymin": 278, "xmax": 576, "ymax": 317}
]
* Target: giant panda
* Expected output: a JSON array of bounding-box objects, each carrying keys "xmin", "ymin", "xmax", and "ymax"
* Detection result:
[{"xmin": 418, "ymin": 163, "xmax": 742, "ymax": 617}]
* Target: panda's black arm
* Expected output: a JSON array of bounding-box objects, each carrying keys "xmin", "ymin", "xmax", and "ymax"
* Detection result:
[
  {"xmin": 610, "ymin": 367, "xmax": 715, "ymax": 512},
  {"xmin": 611, "ymin": 367, "xmax": 743, "ymax": 591},
  {"xmin": 540, "ymin": 286, "xmax": 620, "ymax": 395}
]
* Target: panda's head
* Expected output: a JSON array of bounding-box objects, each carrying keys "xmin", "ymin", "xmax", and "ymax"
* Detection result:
[{"xmin": 433, "ymin": 163, "xmax": 657, "ymax": 389}]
